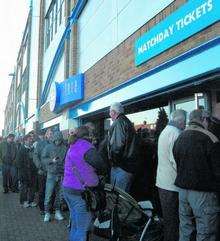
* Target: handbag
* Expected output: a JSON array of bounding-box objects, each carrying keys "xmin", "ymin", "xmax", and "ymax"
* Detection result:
[{"xmin": 72, "ymin": 166, "xmax": 106, "ymax": 212}]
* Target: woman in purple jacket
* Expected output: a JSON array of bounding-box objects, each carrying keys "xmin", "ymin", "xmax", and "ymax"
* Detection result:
[{"xmin": 62, "ymin": 126, "xmax": 107, "ymax": 241}]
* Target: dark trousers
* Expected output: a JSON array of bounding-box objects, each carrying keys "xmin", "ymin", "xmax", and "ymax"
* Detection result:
[
  {"xmin": 218, "ymin": 193, "xmax": 220, "ymax": 241},
  {"xmin": 11, "ymin": 166, "xmax": 18, "ymax": 191},
  {"xmin": 158, "ymin": 187, "xmax": 179, "ymax": 241},
  {"xmin": 20, "ymin": 181, "xmax": 35, "ymax": 204},
  {"xmin": 2, "ymin": 164, "xmax": 14, "ymax": 191},
  {"xmin": 37, "ymin": 174, "xmax": 46, "ymax": 211}
]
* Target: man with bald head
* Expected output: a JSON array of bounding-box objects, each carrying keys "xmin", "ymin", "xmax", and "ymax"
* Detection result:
[{"xmin": 173, "ymin": 109, "xmax": 220, "ymax": 241}]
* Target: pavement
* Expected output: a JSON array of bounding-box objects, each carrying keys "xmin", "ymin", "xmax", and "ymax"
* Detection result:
[{"xmin": 0, "ymin": 178, "xmax": 106, "ymax": 241}]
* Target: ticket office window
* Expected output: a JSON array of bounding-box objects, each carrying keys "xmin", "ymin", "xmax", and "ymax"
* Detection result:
[
  {"xmin": 172, "ymin": 93, "xmax": 210, "ymax": 124},
  {"xmin": 104, "ymin": 105, "xmax": 169, "ymax": 138},
  {"xmin": 173, "ymin": 93, "xmax": 209, "ymax": 113},
  {"xmin": 173, "ymin": 96, "xmax": 196, "ymax": 113}
]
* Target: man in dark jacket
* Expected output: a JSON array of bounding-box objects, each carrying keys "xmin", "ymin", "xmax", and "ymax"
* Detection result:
[
  {"xmin": 107, "ymin": 102, "xmax": 138, "ymax": 192},
  {"xmin": 208, "ymin": 116, "xmax": 220, "ymax": 194},
  {"xmin": 208, "ymin": 116, "xmax": 220, "ymax": 241},
  {"xmin": 0, "ymin": 133, "xmax": 17, "ymax": 193},
  {"xmin": 17, "ymin": 134, "xmax": 37, "ymax": 207},
  {"xmin": 173, "ymin": 109, "xmax": 220, "ymax": 241}
]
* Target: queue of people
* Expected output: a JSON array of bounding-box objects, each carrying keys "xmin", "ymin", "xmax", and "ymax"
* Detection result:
[
  {"xmin": 0, "ymin": 133, "xmax": 18, "ymax": 193},
  {"xmin": 157, "ymin": 109, "xmax": 220, "ymax": 241},
  {"xmin": 0, "ymin": 102, "xmax": 219, "ymax": 241}
]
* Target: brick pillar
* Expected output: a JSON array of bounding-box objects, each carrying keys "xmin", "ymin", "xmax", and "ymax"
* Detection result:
[
  {"xmin": 64, "ymin": 0, "xmax": 77, "ymax": 78},
  {"xmin": 70, "ymin": 0, "xmax": 76, "ymax": 11},
  {"xmin": 69, "ymin": 22, "xmax": 78, "ymax": 76},
  {"xmin": 37, "ymin": 0, "xmax": 45, "ymax": 110},
  {"xmin": 67, "ymin": 0, "xmax": 77, "ymax": 76},
  {"xmin": 64, "ymin": 0, "xmax": 70, "ymax": 79},
  {"xmin": 33, "ymin": 121, "xmax": 40, "ymax": 134}
]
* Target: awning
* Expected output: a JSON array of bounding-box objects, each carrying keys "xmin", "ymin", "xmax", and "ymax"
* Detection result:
[{"xmin": 69, "ymin": 37, "xmax": 220, "ymax": 119}]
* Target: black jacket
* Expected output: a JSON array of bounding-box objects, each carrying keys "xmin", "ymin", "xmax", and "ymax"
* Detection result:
[
  {"xmin": 173, "ymin": 122, "xmax": 220, "ymax": 192},
  {"xmin": 107, "ymin": 114, "xmax": 138, "ymax": 174},
  {"xmin": 210, "ymin": 142, "xmax": 220, "ymax": 192},
  {"xmin": 16, "ymin": 145, "xmax": 37, "ymax": 183},
  {"xmin": 84, "ymin": 147, "xmax": 108, "ymax": 176},
  {"xmin": 0, "ymin": 141, "xmax": 17, "ymax": 165}
]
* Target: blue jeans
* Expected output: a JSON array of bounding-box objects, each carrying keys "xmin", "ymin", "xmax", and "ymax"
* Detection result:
[
  {"xmin": 63, "ymin": 189, "xmax": 92, "ymax": 241},
  {"xmin": 111, "ymin": 167, "xmax": 133, "ymax": 193},
  {"xmin": 44, "ymin": 174, "xmax": 61, "ymax": 212},
  {"xmin": 179, "ymin": 188, "xmax": 220, "ymax": 241}
]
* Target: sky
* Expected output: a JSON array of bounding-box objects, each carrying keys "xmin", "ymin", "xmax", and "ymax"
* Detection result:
[{"xmin": 0, "ymin": 0, "xmax": 29, "ymax": 135}]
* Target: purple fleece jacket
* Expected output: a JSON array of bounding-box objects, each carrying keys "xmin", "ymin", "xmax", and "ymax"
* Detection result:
[{"xmin": 62, "ymin": 139, "xmax": 99, "ymax": 190}]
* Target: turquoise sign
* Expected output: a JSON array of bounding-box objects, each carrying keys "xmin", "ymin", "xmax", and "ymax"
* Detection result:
[{"xmin": 135, "ymin": 0, "xmax": 220, "ymax": 66}]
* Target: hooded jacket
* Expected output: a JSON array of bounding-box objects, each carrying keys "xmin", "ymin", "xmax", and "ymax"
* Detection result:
[{"xmin": 16, "ymin": 144, "xmax": 36, "ymax": 182}]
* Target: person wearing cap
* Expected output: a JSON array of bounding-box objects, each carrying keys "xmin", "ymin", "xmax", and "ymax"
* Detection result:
[
  {"xmin": 173, "ymin": 109, "xmax": 220, "ymax": 241},
  {"xmin": 107, "ymin": 102, "xmax": 138, "ymax": 192},
  {"xmin": 0, "ymin": 133, "xmax": 17, "ymax": 193}
]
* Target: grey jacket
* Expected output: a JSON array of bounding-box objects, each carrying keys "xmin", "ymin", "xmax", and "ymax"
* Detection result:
[
  {"xmin": 33, "ymin": 139, "xmax": 49, "ymax": 175},
  {"xmin": 41, "ymin": 131, "xmax": 67, "ymax": 176}
]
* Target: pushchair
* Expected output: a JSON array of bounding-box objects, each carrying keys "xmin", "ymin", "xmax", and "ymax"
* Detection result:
[{"xmin": 93, "ymin": 184, "xmax": 163, "ymax": 241}]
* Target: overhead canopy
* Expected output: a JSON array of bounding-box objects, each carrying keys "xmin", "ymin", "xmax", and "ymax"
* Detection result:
[{"xmin": 69, "ymin": 37, "xmax": 220, "ymax": 119}]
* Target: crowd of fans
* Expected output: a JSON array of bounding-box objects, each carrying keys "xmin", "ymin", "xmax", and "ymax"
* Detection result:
[{"xmin": 0, "ymin": 102, "xmax": 219, "ymax": 241}]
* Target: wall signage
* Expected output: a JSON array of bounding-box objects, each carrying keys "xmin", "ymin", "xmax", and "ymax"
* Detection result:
[
  {"xmin": 49, "ymin": 73, "xmax": 84, "ymax": 113},
  {"xmin": 135, "ymin": 0, "xmax": 220, "ymax": 66}
]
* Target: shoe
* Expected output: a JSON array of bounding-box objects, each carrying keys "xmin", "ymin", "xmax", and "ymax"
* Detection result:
[
  {"xmin": 54, "ymin": 210, "xmax": 64, "ymax": 221},
  {"xmin": 23, "ymin": 201, "xmax": 30, "ymax": 208},
  {"xmin": 3, "ymin": 189, "xmax": 9, "ymax": 194},
  {"xmin": 44, "ymin": 212, "xmax": 51, "ymax": 222},
  {"xmin": 40, "ymin": 210, "xmax": 45, "ymax": 216},
  {"xmin": 12, "ymin": 189, "xmax": 19, "ymax": 193},
  {"xmin": 66, "ymin": 219, "xmax": 71, "ymax": 229},
  {"xmin": 29, "ymin": 202, "xmax": 37, "ymax": 208}
]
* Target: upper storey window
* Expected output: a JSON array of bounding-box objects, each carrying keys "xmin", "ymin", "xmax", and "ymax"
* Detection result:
[{"xmin": 45, "ymin": 0, "xmax": 65, "ymax": 50}]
